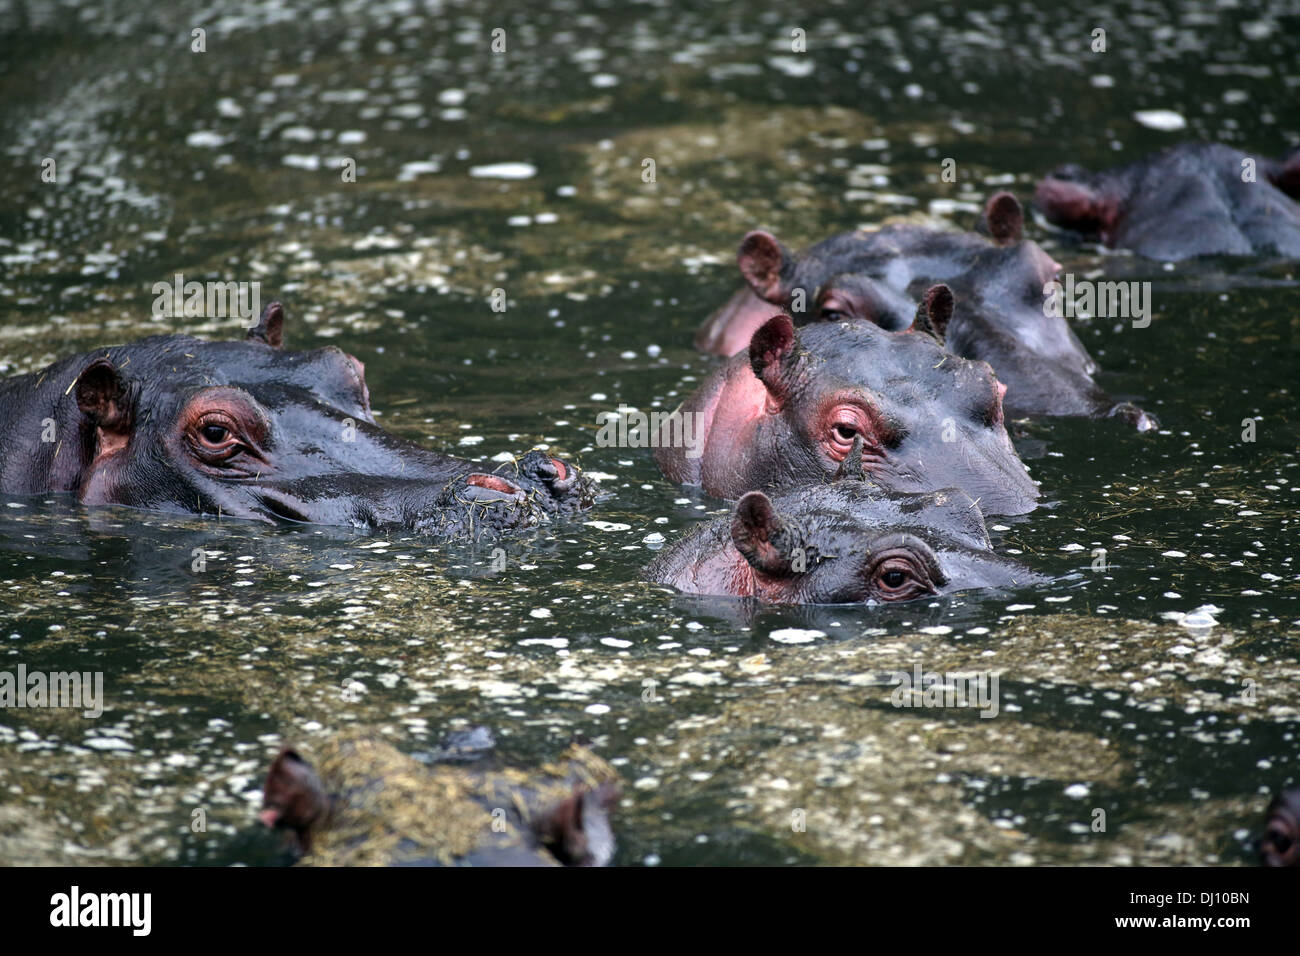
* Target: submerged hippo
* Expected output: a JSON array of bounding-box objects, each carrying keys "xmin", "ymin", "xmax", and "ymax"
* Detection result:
[
  {"xmin": 645, "ymin": 456, "xmax": 1041, "ymax": 604},
  {"xmin": 695, "ymin": 193, "xmax": 1156, "ymax": 430},
  {"xmin": 259, "ymin": 731, "xmax": 620, "ymax": 867},
  {"xmin": 0, "ymin": 303, "xmax": 596, "ymax": 539},
  {"xmin": 1036, "ymin": 142, "xmax": 1300, "ymax": 260},
  {"xmin": 658, "ymin": 309, "xmax": 1041, "ymax": 516},
  {"xmin": 1260, "ymin": 788, "xmax": 1300, "ymax": 867}
]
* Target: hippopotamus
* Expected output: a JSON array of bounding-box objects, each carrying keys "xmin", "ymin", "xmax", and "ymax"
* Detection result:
[
  {"xmin": 645, "ymin": 459, "xmax": 1041, "ymax": 604},
  {"xmin": 694, "ymin": 193, "xmax": 1156, "ymax": 430},
  {"xmin": 1035, "ymin": 142, "xmax": 1300, "ymax": 260},
  {"xmin": 259, "ymin": 731, "xmax": 620, "ymax": 867},
  {"xmin": 1260, "ymin": 788, "xmax": 1300, "ymax": 867},
  {"xmin": 657, "ymin": 309, "xmax": 1041, "ymax": 516},
  {"xmin": 0, "ymin": 303, "xmax": 596, "ymax": 539}
]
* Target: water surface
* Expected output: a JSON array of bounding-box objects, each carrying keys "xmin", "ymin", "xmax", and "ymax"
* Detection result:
[{"xmin": 0, "ymin": 0, "xmax": 1296, "ymax": 865}]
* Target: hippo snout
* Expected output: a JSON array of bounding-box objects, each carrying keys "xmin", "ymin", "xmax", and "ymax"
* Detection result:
[
  {"xmin": 420, "ymin": 472, "xmax": 544, "ymax": 538},
  {"xmin": 493, "ymin": 450, "xmax": 600, "ymax": 516}
]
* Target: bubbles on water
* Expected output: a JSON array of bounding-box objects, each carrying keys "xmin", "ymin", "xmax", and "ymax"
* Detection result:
[
  {"xmin": 469, "ymin": 162, "xmax": 538, "ymax": 180},
  {"xmin": 1133, "ymin": 109, "xmax": 1187, "ymax": 131}
]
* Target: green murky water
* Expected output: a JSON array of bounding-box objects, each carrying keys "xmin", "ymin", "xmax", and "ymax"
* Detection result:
[{"xmin": 0, "ymin": 0, "xmax": 1296, "ymax": 865}]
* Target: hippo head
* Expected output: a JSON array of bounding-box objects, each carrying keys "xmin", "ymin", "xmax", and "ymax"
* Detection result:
[
  {"xmin": 696, "ymin": 194, "xmax": 1155, "ymax": 428},
  {"xmin": 729, "ymin": 483, "xmax": 1039, "ymax": 603},
  {"xmin": 696, "ymin": 193, "xmax": 1061, "ymax": 356},
  {"xmin": 1035, "ymin": 144, "xmax": 1300, "ymax": 260},
  {"xmin": 688, "ymin": 311, "xmax": 1040, "ymax": 515},
  {"xmin": 64, "ymin": 303, "xmax": 593, "ymax": 537},
  {"xmin": 645, "ymin": 472, "xmax": 1042, "ymax": 605},
  {"xmin": 1260, "ymin": 789, "xmax": 1300, "ymax": 867}
]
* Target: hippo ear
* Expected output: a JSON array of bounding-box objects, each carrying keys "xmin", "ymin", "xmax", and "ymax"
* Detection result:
[
  {"xmin": 1266, "ymin": 149, "xmax": 1300, "ymax": 198},
  {"xmin": 75, "ymin": 358, "xmax": 133, "ymax": 437},
  {"xmin": 731, "ymin": 491, "xmax": 799, "ymax": 577},
  {"xmin": 982, "ymin": 192, "xmax": 1024, "ymax": 245},
  {"xmin": 738, "ymin": 231, "xmax": 793, "ymax": 302},
  {"xmin": 911, "ymin": 284, "xmax": 954, "ymax": 343},
  {"xmin": 748, "ymin": 314, "xmax": 798, "ymax": 408},
  {"xmin": 260, "ymin": 747, "xmax": 327, "ymax": 853},
  {"xmin": 534, "ymin": 782, "xmax": 619, "ymax": 867},
  {"xmin": 247, "ymin": 301, "xmax": 285, "ymax": 348}
]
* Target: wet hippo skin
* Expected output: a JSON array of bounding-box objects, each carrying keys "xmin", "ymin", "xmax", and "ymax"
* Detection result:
[
  {"xmin": 697, "ymin": 194, "xmax": 1156, "ymax": 430},
  {"xmin": 645, "ymin": 456, "xmax": 1043, "ymax": 605},
  {"xmin": 1036, "ymin": 142, "xmax": 1300, "ymax": 260},
  {"xmin": 659, "ymin": 309, "xmax": 1042, "ymax": 516},
  {"xmin": 0, "ymin": 302, "xmax": 598, "ymax": 539}
]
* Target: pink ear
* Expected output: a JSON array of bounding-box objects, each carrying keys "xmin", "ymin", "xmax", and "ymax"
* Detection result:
[
  {"xmin": 911, "ymin": 284, "xmax": 954, "ymax": 341},
  {"xmin": 534, "ymin": 782, "xmax": 619, "ymax": 866},
  {"xmin": 983, "ymin": 192, "xmax": 1024, "ymax": 244},
  {"xmin": 247, "ymin": 301, "xmax": 285, "ymax": 348},
  {"xmin": 731, "ymin": 491, "xmax": 793, "ymax": 575},
  {"xmin": 261, "ymin": 747, "xmax": 328, "ymax": 852},
  {"xmin": 738, "ymin": 231, "xmax": 791, "ymax": 302},
  {"xmin": 75, "ymin": 358, "xmax": 132, "ymax": 434},
  {"xmin": 747, "ymin": 314, "xmax": 798, "ymax": 407}
]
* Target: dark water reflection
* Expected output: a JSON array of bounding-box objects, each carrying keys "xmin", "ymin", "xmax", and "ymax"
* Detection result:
[{"xmin": 0, "ymin": 0, "xmax": 1296, "ymax": 865}]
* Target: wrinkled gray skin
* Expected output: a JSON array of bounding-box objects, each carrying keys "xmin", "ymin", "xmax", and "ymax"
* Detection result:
[
  {"xmin": 645, "ymin": 468, "xmax": 1042, "ymax": 604},
  {"xmin": 697, "ymin": 193, "xmax": 1156, "ymax": 430},
  {"xmin": 658, "ymin": 312, "xmax": 1041, "ymax": 516},
  {"xmin": 1036, "ymin": 142, "xmax": 1300, "ymax": 261},
  {"xmin": 0, "ymin": 303, "xmax": 597, "ymax": 539}
]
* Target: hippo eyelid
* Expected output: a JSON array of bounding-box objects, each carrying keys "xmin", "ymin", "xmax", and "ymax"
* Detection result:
[
  {"xmin": 865, "ymin": 532, "xmax": 947, "ymax": 587},
  {"xmin": 182, "ymin": 387, "xmax": 272, "ymax": 443}
]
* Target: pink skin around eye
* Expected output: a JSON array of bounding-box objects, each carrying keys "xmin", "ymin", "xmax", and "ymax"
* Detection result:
[
  {"xmin": 823, "ymin": 403, "xmax": 872, "ymax": 461},
  {"xmin": 821, "ymin": 295, "xmax": 849, "ymax": 315}
]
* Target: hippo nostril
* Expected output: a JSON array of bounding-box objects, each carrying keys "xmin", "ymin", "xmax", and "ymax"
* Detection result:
[
  {"xmin": 466, "ymin": 474, "xmax": 518, "ymax": 496},
  {"xmin": 549, "ymin": 458, "xmax": 567, "ymax": 482}
]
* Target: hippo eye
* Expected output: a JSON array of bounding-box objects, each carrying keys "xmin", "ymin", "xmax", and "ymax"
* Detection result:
[
  {"xmin": 873, "ymin": 557, "xmax": 928, "ymax": 600},
  {"xmin": 867, "ymin": 543, "xmax": 943, "ymax": 602},
  {"xmin": 818, "ymin": 295, "xmax": 851, "ymax": 322},
  {"xmin": 823, "ymin": 404, "xmax": 874, "ymax": 462},
  {"xmin": 191, "ymin": 412, "xmax": 243, "ymax": 459},
  {"xmin": 182, "ymin": 390, "xmax": 269, "ymax": 471}
]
